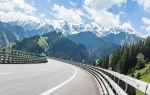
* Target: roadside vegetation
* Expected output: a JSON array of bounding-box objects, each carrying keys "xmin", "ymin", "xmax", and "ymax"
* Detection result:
[
  {"xmin": 93, "ymin": 37, "xmax": 150, "ymax": 75},
  {"xmin": 130, "ymin": 63, "xmax": 150, "ymax": 95},
  {"xmin": 93, "ymin": 37, "xmax": 150, "ymax": 95}
]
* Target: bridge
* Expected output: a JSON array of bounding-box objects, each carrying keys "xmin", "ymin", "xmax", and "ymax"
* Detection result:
[{"xmin": 0, "ymin": 49, "xmax": 150, "ymax": 95}]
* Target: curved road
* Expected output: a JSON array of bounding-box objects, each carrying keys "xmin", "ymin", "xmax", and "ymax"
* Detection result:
[{"xmin": 0, "ymin": 59, "xmax": 99, "ymax": 95}]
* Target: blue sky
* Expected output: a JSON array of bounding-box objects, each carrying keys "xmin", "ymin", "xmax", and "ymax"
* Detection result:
[{"xmin": 0, "ymin": 0, "xmax": 150, "ymax": 37}]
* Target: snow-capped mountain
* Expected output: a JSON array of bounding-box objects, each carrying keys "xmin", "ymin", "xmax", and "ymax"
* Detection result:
[
  {"xmin": 101, "ymin": 32, "xmax": 141, "ymax": 45},
  {"xmin": 7, "ymin": 20, "xmax": 93, "ymax": 35},
  {"xmin": 9, "ymin": 20, "xmax": 54, "ymax": 35},
  {"xmin": 0, "ymin": 19, "xmax": 141, "ymax": 58},
  {"xmin": 0, "ymin": 19, "xmax": 140, "ymax": 48},
  {"xmin": 8, "ymin": 19, "xmax": 137, "ymax": 37}
]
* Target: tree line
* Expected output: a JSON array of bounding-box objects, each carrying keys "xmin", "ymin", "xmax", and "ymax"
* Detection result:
[{"xmin": 94, "ymin": 37, "xmax": 150, "ymax": 75}]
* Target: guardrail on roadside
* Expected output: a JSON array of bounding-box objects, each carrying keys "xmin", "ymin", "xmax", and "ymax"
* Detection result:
[
  {"xmin": 0, "ymin": 49, "xmax": 47, "ymax": 64},
  {"xmin": 50, "ymin": 57, "xmax": 150, "ymax": 95}
]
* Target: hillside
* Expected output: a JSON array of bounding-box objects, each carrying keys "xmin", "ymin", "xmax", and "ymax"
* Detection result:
[
  {"xmin": 129, "ymin": 64, "xmax": 150, "ymax": 95},
  {"xmin": 95, "ymin": 37, "xmax": 150, "ymax": 75},
  {"xmin": 101, "ymin": 32, "xmax": 141, "ymax": 45},
  {"xmin": 130, "ymin": 63, "xmax": 150, "ymax": 82},
  {"xmin": 13, "ymin": 31, "xmax": 95, "ymax": 64},
  {"xmin": 0, "ymin": 21, "xmax": 26, "ymax": 46},
  {"xmin": 0, "ymin": 21, "xmax": 51, "ymax": 47},
  {"xmin": 68, "ymin": 32, "xmax": 119, "ymax": 57}
]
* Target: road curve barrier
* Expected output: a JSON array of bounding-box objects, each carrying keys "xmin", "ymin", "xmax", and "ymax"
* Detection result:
[
  {"xmin": 0, "ymin": 49, "xmax": 47, "ymax": 64},
  {"xmin": 50, "ymin": 57, "xmax": 150, "ymax": 95}
]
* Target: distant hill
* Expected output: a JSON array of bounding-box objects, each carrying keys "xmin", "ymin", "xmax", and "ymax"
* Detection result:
[
  {"xmin": 0, "ymin": 21, "xmax": 53, "ymax": 47},
  {"xmin": 0, "ymin": 21, "xmax": 27, "ymax": 46},
  {"xmin": 68, "ymin": 32, "xmax": 119, "ymax": 57},
  {"xmin": 101, "ymin": 32, "xmax": 141, "ymax": 45},
  {"xmin": 13, "ymin": 31, "xmax": 95, "ymax": 64}
]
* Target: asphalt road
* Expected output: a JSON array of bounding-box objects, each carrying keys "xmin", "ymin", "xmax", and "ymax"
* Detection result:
[{"xmin": 0, "ymin": 59, "xmax": 100, "ymax": 95}]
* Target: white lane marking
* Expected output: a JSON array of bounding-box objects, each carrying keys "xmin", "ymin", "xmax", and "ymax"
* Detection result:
[
  {"xmin": 40, "ymin": 67, "xmax": 78, "ymax": 95},
  {"xmin": 41, "ymin": 68, "xmax": 50, "ymax": 71},
  {"xmin": 0, "ymin": 72, "xmax": 13, "ymax": 75}
]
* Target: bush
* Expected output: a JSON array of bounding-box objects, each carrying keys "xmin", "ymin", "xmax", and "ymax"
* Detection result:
[
  {"xmin": 135, "ymin": 62, "xmax": 145, "ymax": 70},
  {"xmin": 131, "ymin": 73, "xmax": 134, "ymax": 78},
  {"xmin": 136, "ymin": 72, "xmax": 141, "ymax": 79}
]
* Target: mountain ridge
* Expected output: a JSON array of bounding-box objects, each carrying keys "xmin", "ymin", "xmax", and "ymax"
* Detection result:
[
  {"xmin": 0, "ymin": 20, "xmax": 140, "ymax": 51},
  {"xmin": 3, "ymin": 19, "xmax": 139, "ymax": 37},
  {"xmin": 13, "ymin": 31, "xmax": 95, "ymax": 64},
  {"xmin": 68, "ymin": 32, "xmax": 119, "ymax": 57}
]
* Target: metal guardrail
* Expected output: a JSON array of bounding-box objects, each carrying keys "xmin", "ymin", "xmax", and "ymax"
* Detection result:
[
  {"xmin": 95, "ymin": 67, "xmax": 150, "ymax": 95},
  {"xmin": 50, "ymin": 57, "xmax": 150, "ymax": 95},
  {"xmin": 0, "ymin": 49, "xmax": 47, "ymax": 64}
]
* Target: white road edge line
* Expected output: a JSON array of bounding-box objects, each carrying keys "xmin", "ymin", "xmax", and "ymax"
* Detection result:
[
  {"xmin": 40, "ymin": 67, "xmax": 78, "ymax": 95},
  {"xmin": 0, "ymin": 72, "xmax": 13, "ymax": 75}
]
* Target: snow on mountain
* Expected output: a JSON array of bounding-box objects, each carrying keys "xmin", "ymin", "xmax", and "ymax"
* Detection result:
[
  {"xmin": 3, "ymin": 19, "xmax": 137, "ymax": 38},
  {"xmin": 0, "ymin": 19, "xmax": 140, "ymax": 46},
  {"xmin": 101, "ymin": 32, "xmax": 141, "ymax": 45}
]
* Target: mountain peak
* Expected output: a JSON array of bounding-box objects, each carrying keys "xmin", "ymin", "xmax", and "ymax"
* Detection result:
[{"xmin": 0, "ymin": 19, "xmax": 139, "ymax": 40}]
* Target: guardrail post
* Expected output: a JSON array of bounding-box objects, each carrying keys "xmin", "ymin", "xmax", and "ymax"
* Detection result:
[
  {"xmin": 113, "ymin": 76, "xmax": 115, "ymax": 81},
  {"xmin": 22, "ymin": 51, "xmax": 25, "ymax": 64},
  {"xmin": 126, "ymin": 85, "xmax": 136, "ymax": 95},
  {"xmin": 2, "ymin": 49, "xmax": 6, "ymax": 63},
  {"xmin": 0, "ymin": 51, "xmax": 1, "ymax": 63},
  {"xmin": 117, "ymin": 79, "xmax": 120, "ymax": 85},
  {"xmin": 11, "ymin": 50, "xmax": 14, "ymax": 64},
  {"xmin": 17, "ymin": 51, "xmax": 22, "ymax": 64},
  {"xmin": 18, "ymin": 51, "xmax": 21, "ymax": 63},
  {"xmin": 125, "ymin": 83, "xmax": 128, "ymax": 92},
  {"xmin": 145, "ymin": 84, "xmax": 148, "ymax": 95},
  {"xmin": 0, "ymin": 50, "xmax": 2, "ymax": 64}
]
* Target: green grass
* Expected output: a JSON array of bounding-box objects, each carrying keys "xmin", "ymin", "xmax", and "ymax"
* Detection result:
[
  {"xmin": 130, "ymin": 63, "xmax": 150, "ymax": 95},
  {"xmin": 134, "ymin": 63, "xmax": 150, "ymax": 78},
  {"xmin": 140, "ymin": 70, "xmax": 150, "ymax": 82},
  {"xmin": 136, "ymin": 71, "xmax": 150, "ymax": 95},
  {"xmin": 37, "ymin": 36, "xmax": 49, "ymax": 52},
  {"xmin": 136, "ymin": 70, "xmax": 150, "ymax": 95},
  {"xmin": 136, "ymin": 90, "xmax": 144, "ymax": 95}
]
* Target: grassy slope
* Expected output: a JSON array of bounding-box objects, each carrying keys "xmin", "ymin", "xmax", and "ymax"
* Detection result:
[
  {"xmin": 131, "ymin": 63, "xmax": 150, "ymax": 95},
  {"xmin": 37, "ymin": 36, "xmax": 49, "ymax": 52}
]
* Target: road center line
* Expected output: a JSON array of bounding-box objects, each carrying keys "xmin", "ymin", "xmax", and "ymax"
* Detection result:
[
  {"xmin": 0, "ymin": 72, "xmax": 13, "ymax": 75},
  {"xmin": 40, "ymin": 67, "xmax": 78, "ymax": 95}
]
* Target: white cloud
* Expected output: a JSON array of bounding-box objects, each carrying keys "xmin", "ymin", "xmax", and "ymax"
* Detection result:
[
  {"xmin": 142, "ymin": 17, "xmax": 150, "ymax": 31},
  {"xmin": 134, "ymin": 0, "xmax": 150, "ymax": 13},
  {"xmin": 52, "ymin": 4, "xmax": 84, "ymax": 24},
  {"xmin": 142, "ymin": 17, "xmax": 150, "ymax": 25},
  {"xmin": 84, "ymin": 0, "xmax": 126, "ymax": 10},
  {"xmin": 84, "ymin": 6, "xmax": 120, "ymax": 27},
  {"xmin": 83, "ymin": 0, "xmax": 126, "ymax": 27},
  {"xmin": 0, "ymin": 0, "xmax": 37, "ymax": 22},
  {"xmin": 0, "ymin": 0, "xmax": 36, "ymax": 14},
  {"xmin": 0, "ymin": 11, "xmax": 38, "ymax": 22}
]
